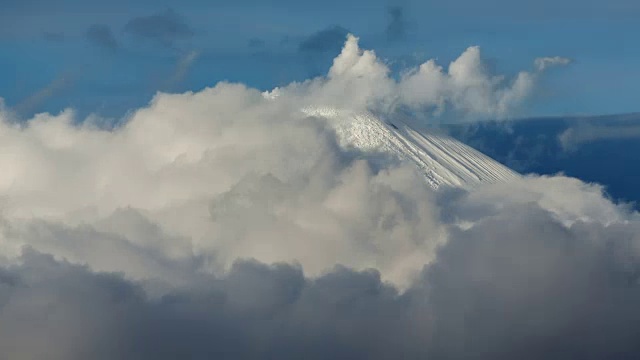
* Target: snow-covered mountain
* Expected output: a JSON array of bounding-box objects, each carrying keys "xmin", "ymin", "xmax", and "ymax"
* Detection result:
[{"xmin": 303, "ymin": 107, "xmax": 519, "ymax": 189}]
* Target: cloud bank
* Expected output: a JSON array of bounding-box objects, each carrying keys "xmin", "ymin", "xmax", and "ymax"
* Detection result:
[{"xmin": 1, "ymin": 35, "xmax": 635, "ymax": 359}]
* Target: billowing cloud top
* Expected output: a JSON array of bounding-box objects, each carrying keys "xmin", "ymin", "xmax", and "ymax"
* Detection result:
[
  {"xmin": 271, "ymin": 34, "xmax": 562, "ymax": 121},
  {"xmin": 0, "ymin": 35, "xmax": 637, "ymax": 359}
]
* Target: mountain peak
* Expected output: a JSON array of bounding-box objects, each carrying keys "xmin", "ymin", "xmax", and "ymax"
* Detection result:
[{"xmin": 303, "ymin": 107, "xmax": 519, "ymax": 189}]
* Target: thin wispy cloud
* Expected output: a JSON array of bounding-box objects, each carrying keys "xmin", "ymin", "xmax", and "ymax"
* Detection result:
[
  {"xmin": 13, "ymin": 72, "xmax": 74, "ymax": 115},
  {"xmin": 124, "ymin": 8, "xmax": 194, "ymax": 48},
  {"xmin": 163, "ymin": 50, "xmax": 200, "ymax": 90},
  {"xmin": 42, "ymin": 31, "xmax": 65, "ymax": 42},
  {"xmin": 386, "ymin": 5, "xmax": 407, "ymax": 41},
  {"xmin": 535, "ymin": 56, "xmax": 572, "ymax": 71},
  {"xmin": 559, "ymin": 122, "xmax": 640, "ymax": 150},
  {"xmin": 248, "ymin": 37, "xmax": 265, "ymax": 49},
  {"xmin": 86, "ymin": 24, "xmax": 118, "ymax": 52}
]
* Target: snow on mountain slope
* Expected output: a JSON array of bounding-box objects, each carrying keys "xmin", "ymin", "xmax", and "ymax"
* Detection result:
[{"xmin": 303, "ymin": 107, "xmax": 519, "ymax": 189}]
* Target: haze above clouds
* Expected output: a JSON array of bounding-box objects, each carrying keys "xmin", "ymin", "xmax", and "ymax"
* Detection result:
[{"xmin": 1, "ymin": 35, "xmax": 640, "ymax": 359}]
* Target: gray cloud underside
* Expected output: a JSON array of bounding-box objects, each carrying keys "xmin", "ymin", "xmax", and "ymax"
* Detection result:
[{"xmin": 2, "ymin": 194, "xmax": 640, "ymax": 359}]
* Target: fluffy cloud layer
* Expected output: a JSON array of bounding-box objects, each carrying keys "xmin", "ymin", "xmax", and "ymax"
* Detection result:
[
  {"xmin": 0, "ymin": 35, "xmax": 637, "ymax": 359},
  {"xmin": 274, "ymin": 35, "xmax": 564, "ymax": 121}
]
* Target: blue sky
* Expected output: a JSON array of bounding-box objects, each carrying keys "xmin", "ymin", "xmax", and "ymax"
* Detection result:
[{"xmin": 2, "ymin": 0, "xmax": 639, "ymax": 119}]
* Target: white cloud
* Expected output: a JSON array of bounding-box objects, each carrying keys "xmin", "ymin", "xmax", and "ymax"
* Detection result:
[
  {"xmin": 0, "ymin": 80, "xmax": 445, "ymax": 287},
  {"xmin": 397, "ymin": 44, "xmax": 540, "ymax": 119},
  {"xmin": 273, "ymin": 34, "xmax": 565, "ymax": 121},
  {"xmin": 534, "ymin": 56, "xmax": 572, "ymax": 71},
  {"xmin": 0, "ymin": 34, "xmax": 608, "ymax": 288},
  {"xmin": 1, "ymin": 34, "xmax": 637, "ymax": 359}
]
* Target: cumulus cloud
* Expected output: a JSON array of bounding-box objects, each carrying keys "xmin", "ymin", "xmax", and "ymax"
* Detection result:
[
  {"xmin": 1, "ymin": 34, "xmax": 632, "ymax": 359},
  {"xmin": 397, "ymin": 45, "xmax": 536, "ymax": 119},
  {"xmin": 124, "ymin": 8, "xmax": 194, "ymax": 47},
  {"xmin": 0, "ymin": 87, "xmax": 441, "ymax": 286},
  {"xmin": 285, "ymin": 34, "xmax": 556, "ymax": 120},
  {"xmin": 534, "ymin": 56, "xmax": 572, "ymax": 71},
  {"xmin": 0, "ymin": 176, "xmax": 639, "ymax": 359},
  {"xmin": 86, "ymin": 24, "xmax": 118, "ymax": 52}
]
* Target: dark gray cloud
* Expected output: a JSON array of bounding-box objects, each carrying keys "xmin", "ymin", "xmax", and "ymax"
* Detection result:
[
  {"xmin": 3, "ymin": 198, "xmax": 640, "ymax": 359},
  {"xmin": 124, "ymin": 9, "xmax": 194, "ymax": 47},
  {"xmin": 418, "ymin": 203, "xmax": 640, "ymax": 359},
  {"xmin": 86, "ymin": 24, "xmax": 118, "ymax": 51},
  {"xmin": 386, "ymin": 6, "xmax": 406, "ymax": 41},
  {"xmin": 299, "ymin": 26, "xmax": 350, "ymax": 54},
  {"xmin": 0, "ymin": 250, "xmax": 411, "ymax": 359}
]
